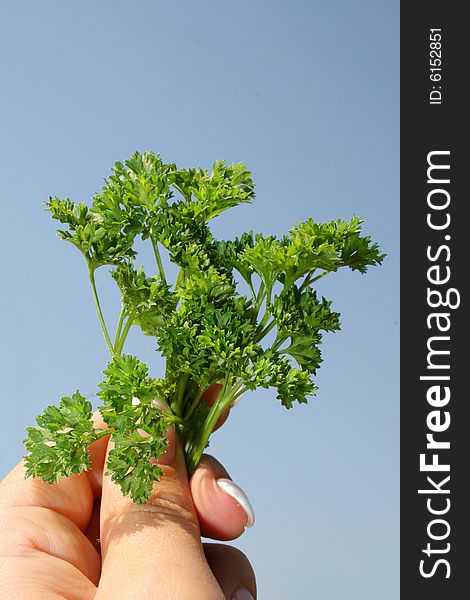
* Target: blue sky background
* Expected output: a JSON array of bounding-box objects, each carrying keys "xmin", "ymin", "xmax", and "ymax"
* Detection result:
[{"xmin": 0, "ymin": 1, "xmax": 399, "ymax": 598}]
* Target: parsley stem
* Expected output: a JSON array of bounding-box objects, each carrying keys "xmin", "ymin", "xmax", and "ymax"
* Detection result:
[
  {"xmin": 255, "ymin": 282, "xmax": 266, "ymax": 310},
  {"xmin": 252, "ymin": 282, "xmax": 266, "ymax": 324},
  {"xmin": 175, "ymin": 267, "xmax": 185, "ymax": 290},
  {"xmin": 256, "ymin": 309, "xmax": 270, "ymax": 335},
  {"xmin": 301, "ymin": 270, "xmax": 330, "ymax": 291},
  {"xmin": 150, "ymin": 235, "xmax": 167, "ymax": 285},
  {"xmin": 113, "ymin": 306, "xmax": 126, "ymax": 353},
  {"xmin": 173, "ymin": 372, "xmax": 190, "ymax": 416},
  {"xmin": 310, "ymin": 270, "xmax": 331, "ymax": 284},
  {"xmin": 185, "ymin": 376, "xmax": 241, "ymax": 475},
  {"xmin": 256, "ymin": 318, "xmax": 276, "ymax": 342},
  {"xmin": 235, "ymin": 386, "xmax": 248, "ymax": 400},
  {"xmin": 184, "ymin": 386, "xmax": 204, "ymax": 421},
  {"xmin": 299, "ymin": 273, "xmax": 313, "ymax": 291},
  {"xmin": 88, "ymin": 267, "xmax": 115, "ymax": 357},
  {"xmin": 271, "ymin": 335, "xmax": 285, "ymax": 352},
  {"xmin": 115, "ymin": 315, "xmax": 134, "ymax": 355},
  {"xmin": 161, "ymin": 411, "xmax": 188, "ymax": 426}
]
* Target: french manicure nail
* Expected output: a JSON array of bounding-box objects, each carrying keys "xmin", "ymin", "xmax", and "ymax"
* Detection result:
[
  {"xmin": 152, "ymin": 397, "xmax": 172, "ymax": 412},
  {"xmin": 232, "ymin": 587, "xmax": 254, "ymax": 600},
  {"xmin": 216, "ymin": 478, "xmax": 255, "ymax": 527}
]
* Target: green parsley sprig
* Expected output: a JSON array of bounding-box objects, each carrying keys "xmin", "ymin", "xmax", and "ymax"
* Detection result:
[{"xmin": 24, "ymin": 150, "xmax": 385, "ymax": 503}]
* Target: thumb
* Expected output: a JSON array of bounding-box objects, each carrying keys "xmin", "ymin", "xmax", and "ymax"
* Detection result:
[{"xmin": 96, "ymin": 425, "xmax": 224, "ymax": 600}]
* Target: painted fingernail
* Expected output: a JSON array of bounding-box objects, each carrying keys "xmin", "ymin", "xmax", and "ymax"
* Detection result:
[
  {"xmin": 216, "ymin": 478, "xmax": 255, "ymax": 527},
  {"xmin": 232, "ymin": 587, "xmax": 254, "ymax": 600}
]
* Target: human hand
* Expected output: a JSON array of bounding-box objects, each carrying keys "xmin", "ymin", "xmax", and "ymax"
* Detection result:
[{"xmin": 0, "ymin": 413, "xmax": 256, "ymax": 599}]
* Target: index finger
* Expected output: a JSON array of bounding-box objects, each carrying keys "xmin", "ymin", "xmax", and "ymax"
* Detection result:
[{"xmin": 0, "ymin": 412, "xmax": 109, "ymax": 531}]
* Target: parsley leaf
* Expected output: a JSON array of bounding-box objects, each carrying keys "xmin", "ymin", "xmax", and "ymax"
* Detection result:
[
  {"xmin": 24, "ymin": 391, "xmax": 106, "ymax": 482},
  {"xmin": 25, "ymin": 150, "xmax": 385, "ymax": 503}
]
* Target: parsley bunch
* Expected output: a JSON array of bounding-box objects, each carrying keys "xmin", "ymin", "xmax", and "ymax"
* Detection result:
[{"xmin": 24, "ymin": 151, "xmax": 384, "ymax": 503}]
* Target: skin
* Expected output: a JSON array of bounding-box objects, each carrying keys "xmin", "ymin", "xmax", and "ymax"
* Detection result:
[{"xmin": 0, "ymin": 411, "xmax": 256, "ymax": 599}]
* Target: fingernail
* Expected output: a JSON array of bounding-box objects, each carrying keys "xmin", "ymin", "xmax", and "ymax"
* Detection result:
[
  {"xmin": 232, "ymin": 587, "xmax": 254, "ymax": 600},
  {"xmin": 216, "ymin": 478, "xmax": 255, "ymax": 527},
  {"xmin": 152, "ymin": 398, "xmax": 172, "ymax": 412}
]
